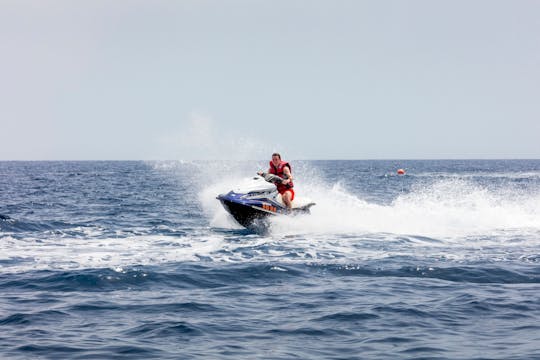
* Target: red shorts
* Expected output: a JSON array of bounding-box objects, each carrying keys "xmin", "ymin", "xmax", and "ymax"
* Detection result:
[{"xmin": 279, "ymin": 188, "xmax": 295, "ymax": 201}]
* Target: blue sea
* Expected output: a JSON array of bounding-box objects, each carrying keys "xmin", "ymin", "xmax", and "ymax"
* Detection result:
[{"xmin": 1, "ymin": 160, "xmax": 539, "ymax": 359}]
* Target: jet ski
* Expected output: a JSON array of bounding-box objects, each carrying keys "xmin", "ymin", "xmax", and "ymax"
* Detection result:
[{"xmin": 217, "ymin": 173, "xmax": 316, "ymax": 229}]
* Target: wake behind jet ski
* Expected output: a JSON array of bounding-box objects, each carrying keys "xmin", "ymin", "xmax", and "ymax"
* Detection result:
[{"xmin": 216, "ymin": 173, "xmax": 316, "ymax": 230}]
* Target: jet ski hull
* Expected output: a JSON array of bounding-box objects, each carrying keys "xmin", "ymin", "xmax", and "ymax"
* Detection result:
[{"xmin": 218, "ymin": 197, "xmax": 271, "ymax": 229}]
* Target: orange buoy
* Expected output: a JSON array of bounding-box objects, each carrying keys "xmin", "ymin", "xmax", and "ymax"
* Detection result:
[{"xmin": 397, "ymin": 168, "xmax": 406, "ymax": 175}]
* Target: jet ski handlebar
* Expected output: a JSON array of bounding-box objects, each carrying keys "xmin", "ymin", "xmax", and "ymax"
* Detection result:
[{"xmin": 256, "ymin": 171, "xmax": 286, "ymax": 184}]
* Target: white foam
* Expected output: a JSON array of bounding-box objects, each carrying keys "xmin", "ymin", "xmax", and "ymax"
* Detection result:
[
  {"xmin": 268, "ymin": 178, "xmax": 540, "ymax": 239},
  {"xmin": 0, "ymin": 234, "xmax": 227, "ymax": 273}
]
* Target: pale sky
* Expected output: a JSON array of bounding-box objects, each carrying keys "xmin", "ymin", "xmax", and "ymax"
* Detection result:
[{"xmin": 1, "ymin": 0, "xmax": 539, "ymax": 160}]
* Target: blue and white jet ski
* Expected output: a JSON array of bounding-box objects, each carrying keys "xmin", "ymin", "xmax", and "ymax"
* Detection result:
[{"xmin": 217, "ymin": 173, "xmax": 316, "ymax": 229}]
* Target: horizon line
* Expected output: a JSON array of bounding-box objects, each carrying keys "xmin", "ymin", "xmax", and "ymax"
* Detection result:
[{"xmin": 1, "ymin": 158, "xmax": 539, "ymax": 162}]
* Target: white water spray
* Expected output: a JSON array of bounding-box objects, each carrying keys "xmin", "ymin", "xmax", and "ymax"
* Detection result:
[{"xmin": 204, "ymin": 164, "xmax": 540, "ymax": 239}]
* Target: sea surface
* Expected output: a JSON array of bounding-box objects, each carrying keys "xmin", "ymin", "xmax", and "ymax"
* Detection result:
[{"xmin": 1, "ymin": 160, "xmax": 539, "ymax": 359}]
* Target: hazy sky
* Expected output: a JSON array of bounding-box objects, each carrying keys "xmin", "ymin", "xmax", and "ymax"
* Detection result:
[{"xmin": 1, "ymin": 0, "xmax": 539, "ymax": 160}]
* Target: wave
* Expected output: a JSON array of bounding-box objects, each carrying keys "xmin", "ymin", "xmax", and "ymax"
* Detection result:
[
  {"xmin": 1, "ymin": 262, "xmax": 539, "ymax": 297},
  {"xmin": 2, "ymin": 262, "xmax": 539, "ymax": 360},
  {"xmin": 0, "ymin": 216, "xmax": 92, "ymax": 235}
]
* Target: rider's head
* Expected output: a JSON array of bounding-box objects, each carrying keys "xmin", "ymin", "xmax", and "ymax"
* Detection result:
[{"xmin": 271, "ymin": 153, "xmax": 281, "ymax": 166}]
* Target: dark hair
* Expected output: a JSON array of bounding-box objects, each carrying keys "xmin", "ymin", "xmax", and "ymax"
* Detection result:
[{"xmin": 272, "ymin": 153, "xmax": 281, "ymax": 159}]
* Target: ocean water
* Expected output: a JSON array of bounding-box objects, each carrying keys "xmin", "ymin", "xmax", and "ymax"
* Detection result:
[{"xmin": 1, "ymin": 160, "xmax": 539, "ymax": 359}]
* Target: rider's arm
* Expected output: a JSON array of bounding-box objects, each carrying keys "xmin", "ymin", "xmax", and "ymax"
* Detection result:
[{"xmin": 282, "ymin": 166, "xmax": 293, "ymax": 183}]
